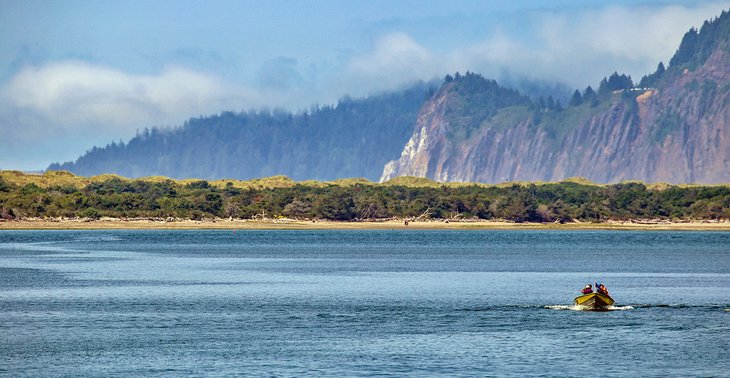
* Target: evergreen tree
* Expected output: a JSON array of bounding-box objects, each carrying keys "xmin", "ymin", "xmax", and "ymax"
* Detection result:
[
  {"xmin": 598, "ymin": 72, "xmax": 633, "ymax": 94},
  {"xmin": 669, "ymin": 27, "xmax": 699, "ymax": 67},
  {"xmin": 639, "ymin": 62, "xmax": 666, "ymax": 88},
  {"xmin": 583, "ymin": 86, "xmax": 598, "ymax": 107},
  {"xmin": 667, "ymin": 10, "xmax": 730, "ymax": 69},
  {"xmin": 546, "ymin": 96, "xmax": 555, "ymax": 110},
  {"xmin": 583, "ymin": 86, "xmax": 596, "ymax": 99},
  {"xmin": 598, "ymin": 77, "xmax": 609, "ymax": 94},
  {"xmin": 569, "ymin": 90, "xmax": 583, "ymax": 106}
]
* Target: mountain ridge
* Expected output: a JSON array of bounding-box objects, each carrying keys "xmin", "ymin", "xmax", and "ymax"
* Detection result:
[{"xmin": 49, "ymin": 82, "xmax": 434, "ymax": 182}]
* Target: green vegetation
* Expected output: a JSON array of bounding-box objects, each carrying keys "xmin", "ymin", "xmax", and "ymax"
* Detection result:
[
  {"xmin": 669, "ymin": 10, "xmax": 730, "ymax": 71},
  {"xmin": 639, "ymin": 62, "xmax": 666, "ymax": 88},
  {"xmin": 438, "ymin": 72, "xmax": 624, "ymax": 145},
  {"xmin": 523, "ymin": 93, "xmax": 617, "ymax": 144},
  {"xmin": 598, "ymin": 72, "xmax": 634, "ymax": 94},
  {"xmin": 2, "ymin": 171, "xmax": 728, "ymax": 223},
  {"xmin": 442, "ymin": 72, "xmax": 531, "ymax": 141},
  {"xmin": 445, "ymin": 69, "xmax": 640, "ymax": 149},
  {"xmin": 654, "ymin": 111, "xmax": 684, "ymax": 143}
]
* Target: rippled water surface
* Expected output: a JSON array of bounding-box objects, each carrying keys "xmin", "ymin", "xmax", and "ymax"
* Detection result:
[{"xmin": 1, "ymin": 230, "xmax": 729, "ymax": 376}]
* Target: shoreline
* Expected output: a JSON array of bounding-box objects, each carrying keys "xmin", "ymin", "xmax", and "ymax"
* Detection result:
[{"xmin": 2, "ymin": 218, "xmax": 730, "ymax": 231}]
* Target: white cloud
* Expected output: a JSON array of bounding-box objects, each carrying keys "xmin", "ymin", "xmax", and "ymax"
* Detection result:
[
  {"xmin": 336, "ymin": 2, "xmax": 729, "ymax": 92},
  {"xmin": 349, "ymin": 33, "xmax": 433, "ymax": 77},
  {"xmin": 335, "ymin": 33, "xmax": 440, "ymax": 95},
  {"xmin": 2, "ymin": 61, "xmax": 257, "ymax": 131},
  {"xmin": 0, "ymin": 61, "xmax": 273, "ymax": 170},
  {"xmin": 509, "ymin": 3, "xmax": 730, "ymax": 86}
]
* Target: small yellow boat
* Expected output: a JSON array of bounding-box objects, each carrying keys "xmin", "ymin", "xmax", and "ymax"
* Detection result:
[{"xmin": 574, "ymin": 292, "xmax": 615, "ymax": 311}]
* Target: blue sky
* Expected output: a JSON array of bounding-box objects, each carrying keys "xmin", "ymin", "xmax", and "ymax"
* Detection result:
[{"xmin": 1, "ymin": 0, "xmax": 727, "ymax": 171}]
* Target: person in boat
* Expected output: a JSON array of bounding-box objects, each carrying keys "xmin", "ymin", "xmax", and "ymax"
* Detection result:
[
  {"xmin": 581, "ymin": 284, "xmax": 593, "ymax": 294},
  {"xmin": 597, "ymin": 284, "xmax": 610, "ymax": 297}
]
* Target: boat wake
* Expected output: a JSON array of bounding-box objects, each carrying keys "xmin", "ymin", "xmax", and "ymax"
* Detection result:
[
  {"xmin": 607, "ymin": 305, "xmax": 635, "ymax": 311},
  {"xmin": 544, "ymin": 305, "xmax": 634, "ymax": 311}
]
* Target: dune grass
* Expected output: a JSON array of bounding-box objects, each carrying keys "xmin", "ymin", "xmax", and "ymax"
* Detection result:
[{"xmin": 2, "ymin": 170, "xmax": 728, "ymax": 191}]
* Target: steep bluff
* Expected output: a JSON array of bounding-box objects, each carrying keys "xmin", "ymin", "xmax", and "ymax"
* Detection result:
[{"xmin": 382, "ymin": 12, "xmax": 730, "ymax": 184}]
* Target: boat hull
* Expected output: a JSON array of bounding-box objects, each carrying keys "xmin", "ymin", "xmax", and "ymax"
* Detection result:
[{"xmin": 574, "ymin": 293, "xmax": 614, "ymax": 311}]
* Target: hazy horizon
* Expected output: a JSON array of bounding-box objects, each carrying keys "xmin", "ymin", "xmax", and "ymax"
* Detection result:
[{"xmin": 1, "ymin": 0, "xmax": 727, "ymax": 171}]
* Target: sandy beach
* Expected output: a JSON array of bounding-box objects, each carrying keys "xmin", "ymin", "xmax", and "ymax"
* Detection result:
[{"xmin": 2, "ymin": 218, "xmax": 729, "ymax": 231}]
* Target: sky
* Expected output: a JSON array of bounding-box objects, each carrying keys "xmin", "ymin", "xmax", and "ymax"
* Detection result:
[{"xmin": 1, "ymin": 0, "xmax": 728, "ymax": 171}]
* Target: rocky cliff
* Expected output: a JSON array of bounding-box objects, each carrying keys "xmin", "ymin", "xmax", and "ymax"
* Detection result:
[{"xmin": 382, "ymin": 10, "xmax": 730, "ymax": 184}]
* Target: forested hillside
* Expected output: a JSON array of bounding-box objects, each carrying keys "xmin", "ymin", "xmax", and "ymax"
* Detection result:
[{"xmin": 50, "ymin": 83, "xmax": 434, "ymax": 181}]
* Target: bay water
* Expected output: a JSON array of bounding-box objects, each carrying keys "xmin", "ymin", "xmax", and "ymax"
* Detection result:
[{"xmin": 1, "ymin": 230, "xmax": 729, "ymax": 376}]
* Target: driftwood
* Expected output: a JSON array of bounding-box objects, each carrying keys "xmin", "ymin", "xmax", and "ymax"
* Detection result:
[
  {"xmin": 357, "ymin": 203, "xmax": 378, "ymax": 220},
  {"xmin": 415, "ymin": 207, "xmax": 433, "ymax": 221}
]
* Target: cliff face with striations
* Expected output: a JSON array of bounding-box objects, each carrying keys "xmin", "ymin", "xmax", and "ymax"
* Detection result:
[{"xmin": 382, "ymin": 11, "xmax": 730, "ymax": 184}]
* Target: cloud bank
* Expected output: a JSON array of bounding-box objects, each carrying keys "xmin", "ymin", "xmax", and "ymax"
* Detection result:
[
  {"xmin": 0, "ymin": 62, "xmax": 259, "ymax": 170},
  {"xmin": 339, "ymin": 3, "xmax": 729, "ymax": 94},
  {"xmin": 3, "ymin": 62, "xmax": 255, "ymax": 130}
]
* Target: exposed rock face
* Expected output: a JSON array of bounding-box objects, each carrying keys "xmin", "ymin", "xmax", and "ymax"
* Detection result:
[{"xmin": 382, "ymin": 44, "xmax": 730, "ymax": 184}]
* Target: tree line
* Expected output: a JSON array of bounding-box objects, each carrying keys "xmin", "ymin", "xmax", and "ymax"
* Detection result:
[{"xmin": 1, "ymin": 176, "xmax": 728, "ymax": 222}]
